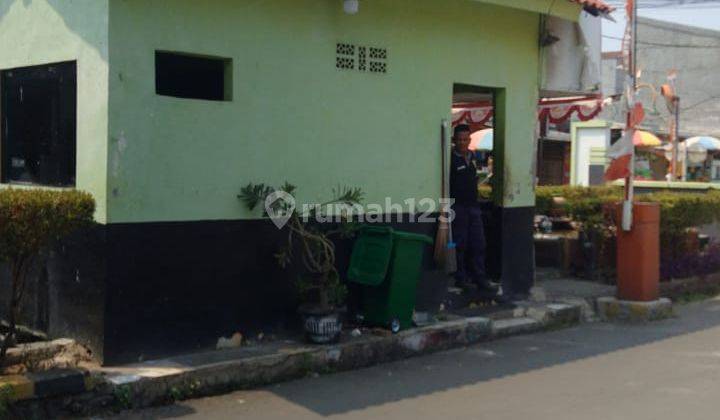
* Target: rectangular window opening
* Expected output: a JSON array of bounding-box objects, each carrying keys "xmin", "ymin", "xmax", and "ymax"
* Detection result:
[
  {"xmin": 0, "ymin": 61, "xmax": 77, "ymax": 187},
  {"xmin": 155, "ymin": 51, "xmax": 232, "ymax": 101}
]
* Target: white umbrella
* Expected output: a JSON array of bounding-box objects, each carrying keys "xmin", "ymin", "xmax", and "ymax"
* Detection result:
[
  {"xmin": 686, "ymin": 136, "xmax": 720, "ymax": 151},
  {"xmin": 469, "ymin": 129, "xmax": 493, "ymax": 151},
  {"xmin": 660, "ymin": 142, "xmax": 707, "ymax": 164}
]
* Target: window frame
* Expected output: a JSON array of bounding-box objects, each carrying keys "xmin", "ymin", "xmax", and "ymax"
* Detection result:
[{"xmin": 0, "ymin": 61, "xmax": 78, "ymax": 188}]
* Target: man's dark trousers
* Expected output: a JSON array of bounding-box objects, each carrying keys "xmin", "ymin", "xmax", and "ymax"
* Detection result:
[{"xmin": 452, "ymin": 203, "xmax": 486, "ymax": 283}]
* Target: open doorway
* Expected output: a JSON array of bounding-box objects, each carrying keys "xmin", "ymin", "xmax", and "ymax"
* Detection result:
[
  {"xmin": 452, "ymin": 84, "xmax": 496, "ymax": 200},
  {"xmin": 449, "ymin": 83, "xmax": 504, "ymax": 287}
]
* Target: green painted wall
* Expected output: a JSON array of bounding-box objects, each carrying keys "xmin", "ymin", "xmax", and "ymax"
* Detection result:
[
  {"xmin": 107, "ymin": 0, "xmax": 576, "ymax": 223},
  {"xmin": 0, "ymin": 0, "xmax": 109, "ymax": 223}
]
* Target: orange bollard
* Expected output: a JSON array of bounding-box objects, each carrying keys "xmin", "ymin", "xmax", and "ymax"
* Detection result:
[{"xmin": 616, "ymin": 202, "xmax": 660, "ymax": 302}]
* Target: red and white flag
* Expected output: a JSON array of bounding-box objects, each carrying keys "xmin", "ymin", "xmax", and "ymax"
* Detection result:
[
  {"xmin": 604, "ymin": 131, "xmax": 634, "ymax": 181},
  {"xmin": 605, "ymin": 0, "xmax": 641, "ymax": 182},
  {"xmin": 605, "ymin": 103, "xmax": 644, "ymax": 181}
]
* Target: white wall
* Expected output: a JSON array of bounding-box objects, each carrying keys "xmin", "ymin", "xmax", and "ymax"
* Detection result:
[
  {"xmin": 573, "ymin": 125, "xmax": 609, "ymax": 186},
  {"xmin": 542, "ymin": 12, "xmax": 602, "ymax": 96}
]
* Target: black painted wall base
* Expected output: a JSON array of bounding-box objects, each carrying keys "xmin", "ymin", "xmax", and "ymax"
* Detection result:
[
  {"xmin": 499, "ymin": 206, "xmax": 536, "ymax": 296},
  {"xmin": 0, "ymin": 206, "xmax": 536, "ymax": 365},
  {"xmin": 102, "ymin": 220, "xmax": 298, "ymax": 364}
]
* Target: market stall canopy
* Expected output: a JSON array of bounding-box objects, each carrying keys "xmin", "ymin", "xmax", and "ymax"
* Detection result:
[
  {"xmin": 633, "ymin": 131, "xmax": 662, "ymax": 147},
  {"xmin": 686, "ymin": 136, "xmax": 720, "ymax": 151},
  {"xmin": 659, "ymin": 142, "xmax": 708, "ymax": 164},
  {"xmin": 470, "ymin": 129, "xmax": 493, "ymax": 151}
]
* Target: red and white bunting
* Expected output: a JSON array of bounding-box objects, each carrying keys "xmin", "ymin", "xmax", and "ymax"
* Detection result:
[{"xmin": 451, "ymin": 97, "xmax": 604, "ymax": 131}]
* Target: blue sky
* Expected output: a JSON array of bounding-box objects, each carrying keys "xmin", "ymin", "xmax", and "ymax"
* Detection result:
[{"xmin": 603, "ymin": 6, "xmax": 720, "ymax": 51}]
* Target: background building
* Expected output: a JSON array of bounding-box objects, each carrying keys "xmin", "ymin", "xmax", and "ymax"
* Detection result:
[{"xmin": 602, "ymin": 16, "xmax": 720, "ymax": 139}]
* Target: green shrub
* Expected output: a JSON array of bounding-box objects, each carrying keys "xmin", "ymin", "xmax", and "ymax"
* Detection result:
[
  {"xmin": 643, "ymin": 190, "xmax": 720, "ymax": 231},
  {"xmin": 643, "ymin": 190, "xmax": 720, "ymax": 260},
  {"xmin": 535, "ymin": 185, "xmax": 623, "ymax": 217},
  {"xmin": 536, "ymin": 186, "xmax": 720, "ymax": 235},
  {"xmin": 536, "ymin": 186, "xmax": 720, "ymax": 277},
  {"xmin": 0, "ymin": 383, "xmax": 13, "ymax": 417},
  {"xmin": 0, "ymin": 189, "xmax": 95, "ymax": 364}
]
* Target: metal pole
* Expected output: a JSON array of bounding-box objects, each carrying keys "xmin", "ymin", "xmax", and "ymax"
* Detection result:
[
  {"xmin": 669, "ymin": 99, "xmax": 677, "ymax": 181},
  {"xmin": 622, "ymin": 0, "xmax": 638, "ymax": 232},
  {"xmin": 674, "ymin": 97, "xmax": 680, "ymax": 181}
]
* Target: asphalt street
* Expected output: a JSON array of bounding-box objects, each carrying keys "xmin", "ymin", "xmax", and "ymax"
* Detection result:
[{"xmin": 110, "ymin": 297, "xmax": 720, "ymax": 420}]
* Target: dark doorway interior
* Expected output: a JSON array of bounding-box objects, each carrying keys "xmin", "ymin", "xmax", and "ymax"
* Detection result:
[
  {"xmin": 538, "ymin": 140, "xmax": 568, "ymax": 186},
  {"xmin": 1, "ymin": 61, "xmax": 77, "ymax": 187},
  {"xmin": 451, "ymin": 84, "xmax": 501, "ymax": 280}
]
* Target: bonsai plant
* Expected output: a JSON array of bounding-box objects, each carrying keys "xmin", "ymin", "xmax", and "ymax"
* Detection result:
[{"xmin": 239, "ymin": 182, "xmax": 363, "ymax": 343}]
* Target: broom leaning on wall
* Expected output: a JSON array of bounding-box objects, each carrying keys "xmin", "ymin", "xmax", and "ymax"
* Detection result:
[{"xmin": 434, "ymin": 119, "xmax": 457, "ymax": 274}]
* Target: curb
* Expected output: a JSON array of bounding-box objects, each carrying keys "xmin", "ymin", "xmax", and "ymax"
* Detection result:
[
  {"xmin": 7, "ymin": 302, "xmax": 582, "ymax": 416},
  {"xmin": 106, "ymin": 302, "xmax": 582, "ymax": 409},
  {"xmin": 0, "ymin": 368, "xmax": 89, "ymax": 402},
  {"xmin": 106, "ymin": 317, "xmax": 496, "ymax": 409},
  {"xmin": 660, "ymin": 272, "xmax": 720, "ymax": 301},
  {"xmin": 596, "ymin": 296, "xmax": 674, "ymax": 323}
]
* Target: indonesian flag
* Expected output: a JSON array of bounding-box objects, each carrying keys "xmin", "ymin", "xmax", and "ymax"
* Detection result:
[
  {"xmin": 605, "ymin": 131, "xmax": 634, "ymax": 181},
  {"xmin": 606, "ymin": 0, "xmax": 640, "ymax": 183},
  {"xmin": 605, "ymin": 103, "xmax": 644, "ymax": 181}
]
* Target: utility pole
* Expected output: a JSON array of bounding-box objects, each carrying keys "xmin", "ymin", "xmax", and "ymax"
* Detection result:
[
  {"xmin": 673, "ymin": 96, "xmax": 687, "ymax": 179},
  {"xmin": 673, "ymin": 97, "xmax": 680, "ymax": 180},
  {"xmin": 664, "ymin": 70, "xmax": 680, "ymax": 182},
  {"xmin": 622, "ymin": 0, "xmax": 638, "ymax": 231}
]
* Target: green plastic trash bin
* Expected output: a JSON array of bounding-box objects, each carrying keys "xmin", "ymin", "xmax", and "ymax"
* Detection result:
[{"xmin": 348, "ymin": 227, "xmax": 433, "ymax": 333}]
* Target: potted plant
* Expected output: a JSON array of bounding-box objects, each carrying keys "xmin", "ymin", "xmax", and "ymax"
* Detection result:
[{"xmin": 239, "ymin": 182, "xmax": 363, "ymax": 344}]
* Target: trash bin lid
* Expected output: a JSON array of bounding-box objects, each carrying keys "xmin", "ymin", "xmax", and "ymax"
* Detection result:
[{"xmin": 348, "ymin": 226, "xmax": 394, "ymax": 286}]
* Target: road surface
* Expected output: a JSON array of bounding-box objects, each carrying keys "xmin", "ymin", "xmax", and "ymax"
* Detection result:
[{"xmin": 111, "ymin": 297, "xmax": 720, "ymax": 420}]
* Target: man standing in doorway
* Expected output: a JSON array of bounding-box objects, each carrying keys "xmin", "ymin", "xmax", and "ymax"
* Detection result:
[{"xmin": 450, "ymin": 124, "xmax": 498, "ymax": 295}]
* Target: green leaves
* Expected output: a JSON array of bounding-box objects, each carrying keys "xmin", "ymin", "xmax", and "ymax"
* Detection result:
[
  {"xmin": 0, "ymin": 188, "xmax": 95, "ymax": 365},
  {"xmin": 332, "ymin": 185, "xmax": 364, "ymax": 207},
  {"xmin": 536, "ymin": 186, "xmax": 720, "ymax": 263},
  {"xmin": 238, "ymin": 182, "xmax": 363, "ymax": 309},
  {"xmin": 238, "ymin": 183, "xmax": 274, "ymax": 212},
  {"xmin": 0, "ymin": 189, "xmax": 95, "ymax": 262}
]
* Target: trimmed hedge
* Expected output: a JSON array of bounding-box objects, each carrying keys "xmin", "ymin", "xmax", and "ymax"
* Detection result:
[
  {"xmin": 536, "ymin": 186, "xmax": 622, "ymax": 218},
  {"xmin": 0, "ymin": 189, "xmax": 95, "ymax": 363},
  {"xmin": 0, "ymin": 189, "xmax": 95, "ymax": 261},
  {"xmin": 535, "ymin": 185, "xmax": 720, "ymax": 279},
  {"xmin": 536, "ymin": 186, "xmax": 720, "ymax": 235},
  {"xmin": 643, "ymin": 190, "xmax": 720, "ymax": 235}
]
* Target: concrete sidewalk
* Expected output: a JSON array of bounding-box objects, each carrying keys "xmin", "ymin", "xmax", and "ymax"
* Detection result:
[
  {"xmin": 112, "ymin": 297, "xmax": 720, "ymax": 420},
  {"xmin": 2, "ymin": 275, "xmax": 620, "ymax": 417},
  {"xmin": 6, "ymin": 299, "xmax": 582, "ymax": 418}
]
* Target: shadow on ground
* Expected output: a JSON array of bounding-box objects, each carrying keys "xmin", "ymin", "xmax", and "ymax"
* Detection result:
[
  {"xmin": 206, "ymin": 298, "xmax": 720, "ymax": 417},
  {"xmin": 114, "ymin": 296, "xmax": 720, "ymax": 419}
]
